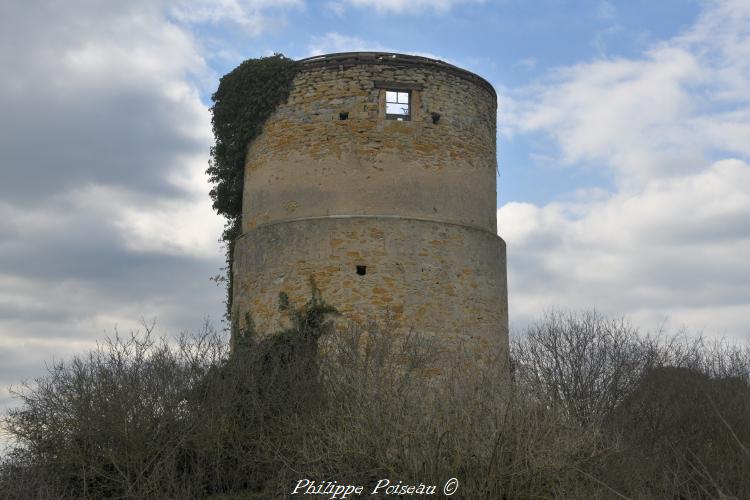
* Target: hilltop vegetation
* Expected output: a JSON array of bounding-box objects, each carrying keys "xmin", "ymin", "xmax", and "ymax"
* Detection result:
[{"xmin": 2, "ymin": 299, "xmax": 749, "ymax": 499}]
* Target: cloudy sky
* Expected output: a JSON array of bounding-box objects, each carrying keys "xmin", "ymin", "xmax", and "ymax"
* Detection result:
[{"xmin": 1, "ymin": 0, "xmax": 748, "ymax": 416}]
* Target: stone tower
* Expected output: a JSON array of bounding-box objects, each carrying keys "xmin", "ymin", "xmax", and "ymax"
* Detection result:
[{"xmin": 232, "ymin": 52, "xmax": 508, "ymax": 358}]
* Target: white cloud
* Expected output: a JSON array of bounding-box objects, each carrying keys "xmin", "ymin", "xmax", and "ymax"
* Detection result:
[
  {"xmin": 498, "ymin": 160, "xmax": 750, "ymax": 337},
  {"xmin": 342, "ymin": 0, "xmax": 485, "ymax": 14},
  {"xmin": 500, "ymin": 0, "xmax": 750, "ymax": 339},
  {"xmin": 306, "ymin": 32, "xmax": 447, "ymax": 61},
  {"xmin": 500, "ymin": 159, "xmax": 750, "ymax": 339},
  {"xmin": 170, "ymin": 0, "xmax": 303, "ymax": 36},
  {"xmin": 505, "ymin": 0, "xmax": 750, "ymax": 189},
  {"xmin": 507, "ymin": 46, "xmax": 706, "ymax": 186},
  {"xmin": 307, "ymin": 32, "xmax": 389, "ymax": 56},
  {"xmin": 307, "ymin": 32, "xmax": 452, "ymax": 66}
]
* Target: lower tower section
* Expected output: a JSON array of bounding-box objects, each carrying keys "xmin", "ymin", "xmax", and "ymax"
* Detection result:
[{"xmin": 232, "ymin": 216, "xmax": 508, "ymax": 358}]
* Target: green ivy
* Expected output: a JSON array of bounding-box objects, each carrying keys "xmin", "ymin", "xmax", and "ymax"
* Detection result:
[
  {"xmin": 229, "ymin": 280, "xmax": 338, "ymax": 413},
  {"xmin": 207, "ymin": 54, "xmax": 299, "ymax": 320}
]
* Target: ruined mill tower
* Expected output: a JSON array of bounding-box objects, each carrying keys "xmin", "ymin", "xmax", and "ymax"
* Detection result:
[{"xmin": 232, "ymin": 52, "xmax": 508, "ymax": 357}]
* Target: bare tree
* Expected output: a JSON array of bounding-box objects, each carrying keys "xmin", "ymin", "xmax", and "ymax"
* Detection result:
[
  {"xmin": 511, "ymin": 310, "xmax": 647, "ymax": 426},
  {"xmin": 3, "ymin": 304, "xmax": 749, "ymax": 499}
]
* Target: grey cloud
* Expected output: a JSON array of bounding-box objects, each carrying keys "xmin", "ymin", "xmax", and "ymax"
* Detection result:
[
  {"xmin": 0, "ymin": 303, "xmax": 73, "ymax": 324},
  {"xmin": 0, "ymin": 0, "xmax": 210, "ymax": 204},
  {"xmin": 0, "ymin": 90, "xmax": 205, "ymax": 203},
  {"xmin": 0, "ymin": 0, "xmax": 226, "ymax": 419},
  {"xmin": 500, "ymin": 151, "xmax": 750, "ymax": 337}
]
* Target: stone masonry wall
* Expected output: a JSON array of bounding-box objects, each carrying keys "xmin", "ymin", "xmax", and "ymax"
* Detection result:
[
  {"xmin": 233, "ymin": 53, "xmax": 508, "ymax": 359},
  {"xmin": 234, "ymin": 217, "xmax": 507, "ymax": 355},
  {"xmin": 241, "ymin": 54, "xmax": 498, "ymax": 233}
]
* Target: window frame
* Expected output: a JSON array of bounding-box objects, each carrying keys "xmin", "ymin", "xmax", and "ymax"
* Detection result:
[
  {"xmin": 374, "ymin": 81, "xmax": 422, "ymax": 122},
  {"xmin": 385, "ymin": 90, "xmax": 411, "ymax": 121}
]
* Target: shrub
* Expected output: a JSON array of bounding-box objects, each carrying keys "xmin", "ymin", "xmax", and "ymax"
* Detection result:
[
  {"xmin": 511, "ymin": 310, "xmax": 647, "ymax": 426},
  {"xmin": 1, "ymin": 322, "xmax": 227, "ymax": 498},
  {"xmin": 2, "ymin": 307, "xmax": 749, "ymax": 499},
  {"xmin": 605, "ymin": 366, "xmax": 750, "ymax": 498}
]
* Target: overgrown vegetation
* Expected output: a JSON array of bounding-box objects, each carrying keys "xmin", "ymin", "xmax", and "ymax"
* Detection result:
[
  {"xmin": 207, "ymin": 54, "xmax": 299, "ymax": 318},
  {"xmin": 2, "ymin": 305, "xmax": 750, "ymax": 499}
]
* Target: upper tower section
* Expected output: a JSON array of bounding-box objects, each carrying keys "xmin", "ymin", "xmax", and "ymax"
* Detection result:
[{"xmin": 241, "ymin": 52, "xmax": 498, "ymax": 234}]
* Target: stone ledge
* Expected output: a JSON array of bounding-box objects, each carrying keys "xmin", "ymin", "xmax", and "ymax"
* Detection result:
[
  {"xmin": 297, "ymin": 52, "xmax": 496, "ymax": 98},
  {"xmin": 238, "ymin": 214, "xmax": 504, "ymax": 241}
]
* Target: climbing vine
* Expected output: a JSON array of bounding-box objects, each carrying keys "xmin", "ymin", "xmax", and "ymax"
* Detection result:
[{"xmin": 207, "ymin": 54, "xmax": 299, "ymax": 320}]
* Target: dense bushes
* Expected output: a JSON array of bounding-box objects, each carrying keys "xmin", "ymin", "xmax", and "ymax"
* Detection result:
[
  {"xmin": 513, "ymin": 311, "xmax": 750, "ymax": 498},
  {"xmin": 2, "ymin": 307, "xmax": 749, "ymax": 499},
  {"xmin": 605, "ymin": 366, "xmax": 750, "ymax": 496}
]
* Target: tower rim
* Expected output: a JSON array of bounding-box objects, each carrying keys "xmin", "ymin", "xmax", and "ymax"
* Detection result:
[{"xmin": 296, "ymin": 51, "xmax": 496, "ymax": 99}]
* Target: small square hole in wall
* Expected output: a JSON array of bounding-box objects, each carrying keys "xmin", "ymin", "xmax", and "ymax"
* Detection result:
[
  {"xmin": 431, "ymin": 112, "xmax": 441, "ymax": 124},
  {"xmin": 339, "ymin": 111, "xmax": 349, "ymax": 120},
  {"xmin": 356, "ymin": 265, "xmax": 367, "ymax": 276}
]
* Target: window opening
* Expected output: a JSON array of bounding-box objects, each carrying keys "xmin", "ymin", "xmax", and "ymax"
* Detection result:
[
  {"xmin": 339, "ymin": 111, "xmax": 349, "ymax": 120},
  {"xmin": 356, "ymin": 265, "xmax": 367, "ymax": 276},
  {"xmin": 431, "ymin": 112, "xmax": 441, "ymax": 124},
  {"xmin": 385, "ymin": 90, "xmax": 410, "ymax": 121}
]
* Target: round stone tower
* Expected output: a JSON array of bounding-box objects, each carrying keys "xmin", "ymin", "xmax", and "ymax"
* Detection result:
[{"xmin": 232, "ymin": 52, "xmax": 508, "ymax": 357}]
